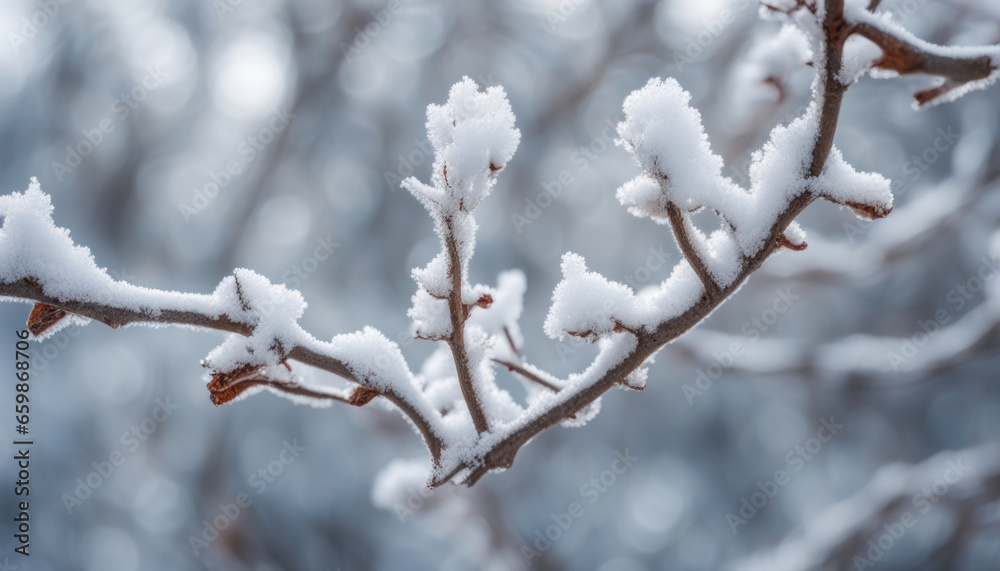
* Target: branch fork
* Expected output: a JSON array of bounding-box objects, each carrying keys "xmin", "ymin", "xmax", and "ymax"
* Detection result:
[{"xmin": 1, "ymin": 2, "xmax": 997, "ymax": 489}]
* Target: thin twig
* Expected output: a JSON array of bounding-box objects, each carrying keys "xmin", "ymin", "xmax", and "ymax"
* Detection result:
[
  {"xmin": 502, "ymin": 325, "xmax": 520, "ymax": 360},
  {"xmin": 443, "ymin": 216, "xmax": 491, "ymax": 434},
  {"xmin": 852, "ymin": 21, "xmax": 997, "ymax": 106},
  {"xmin": 665, "ymin": 202, "xmax": 722, "ymax": 302},
  {"xmin": 209, "ymin": 378, "xmax": 352, "ymax": 406},
  {"xmin": 492, "ymin": 359, "xmax": 561, "ymax": 392}
]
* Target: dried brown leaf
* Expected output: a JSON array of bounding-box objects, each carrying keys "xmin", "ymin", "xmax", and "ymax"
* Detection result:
[{"xmin": 27, "ymin": 303, "xmax": 68, "ymax": 336}]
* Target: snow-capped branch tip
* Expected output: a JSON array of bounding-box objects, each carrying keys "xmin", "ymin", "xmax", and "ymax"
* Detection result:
[
  {"xmin": 206, "ymin": 362, "xmax": 290, "ymax": 406},
  {"xmin": 833, "ymin": 0, "xmax": 1000, "ymax": 107},
  {"xmin": 402, "ymin": 77, "xmax": 521, "ymax": 215},
  {"xmin": 615, "ymin": 77, "xmax": 731, "ymax": 216},
  {"xmin": 760, "ymin": 0, "xmax": 1000, "ymax": 107},
  {"xmin": 401, "ymin": 78, "xmax": 522, "ymax": 437},
  {"xmin": 778, "ymin": 221, "xmax": 809, "ymax": 251},
  {"xmin": 851, "ymin": 21, "xmax": 999, "ymax": 108}
]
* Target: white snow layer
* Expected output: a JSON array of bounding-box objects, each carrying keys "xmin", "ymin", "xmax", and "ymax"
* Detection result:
[
  {"xmin": 402, "ymin": 76, "xmax": 520, "ymax": 215},
  {"xmin": 611, "ymin": 71, "xmax": 895, "ymax": 295},
  {"xmin": 404, "ymin": 78, "xmax": 522, "ymax": 340},
  {"xmin": 0, "ymin": 178, "xmax": 244, "ymax": 322},
  {"xmin": 838, "ymin": 34, "xmax": 883, "ymax": 86}
]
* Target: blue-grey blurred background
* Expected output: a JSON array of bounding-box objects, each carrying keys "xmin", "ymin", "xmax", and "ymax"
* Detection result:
[{"xmin": 1, "ymin": 0, "xmax": 999, "ymax": 569}]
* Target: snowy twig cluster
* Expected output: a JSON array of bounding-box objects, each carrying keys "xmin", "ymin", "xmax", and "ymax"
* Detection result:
[{"xmin": 1, "ymin": 0, "xmax": 998, "ymax": 488}]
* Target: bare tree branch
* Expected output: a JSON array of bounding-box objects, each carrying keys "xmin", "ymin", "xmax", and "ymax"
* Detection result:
[
  {"xmin": 665, "ymin": 202, "xmax": 723, "ymax": 302},
  {"xmin": 502, "ymin": 325, "xmax": 520, "ymax": 360},
  {"xmin": 0, "ymin": 277, "xmax": 445, "ymax": 463},
  {"xmin": 492, "ymin": 359, "xmax": 561, "ymax": 393},
  {"xmin": 443, "ymin": 216, "xmax": 491, "ymax": 434},
  {"xmin": 460, "ymin": 0, "xmax": 869, "ymax": 487},
  {"xmin": 852, "ymin": 21, "xmax": 998, "ymax": 106}
]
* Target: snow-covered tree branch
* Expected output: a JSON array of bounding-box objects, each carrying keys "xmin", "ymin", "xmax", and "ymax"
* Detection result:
[{"xmin": 2, "ymin": 0, "xmax": 998, "ymax": 491}]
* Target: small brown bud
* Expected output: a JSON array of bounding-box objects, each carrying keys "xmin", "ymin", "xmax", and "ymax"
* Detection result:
[
  {"xmin": 348, "ymin": 386, "xmax": 381, "ymax": 407},
  {"xmin": 778, "ymin": 235, "xmax": 808, "ymax": 251},
  {"xmin": 846, "ymin": 201, "xmax": 892, "ymax": 221},
  {"xmin": 475, "ymin": 293, "xmax": 493, "ymax": 309}
]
